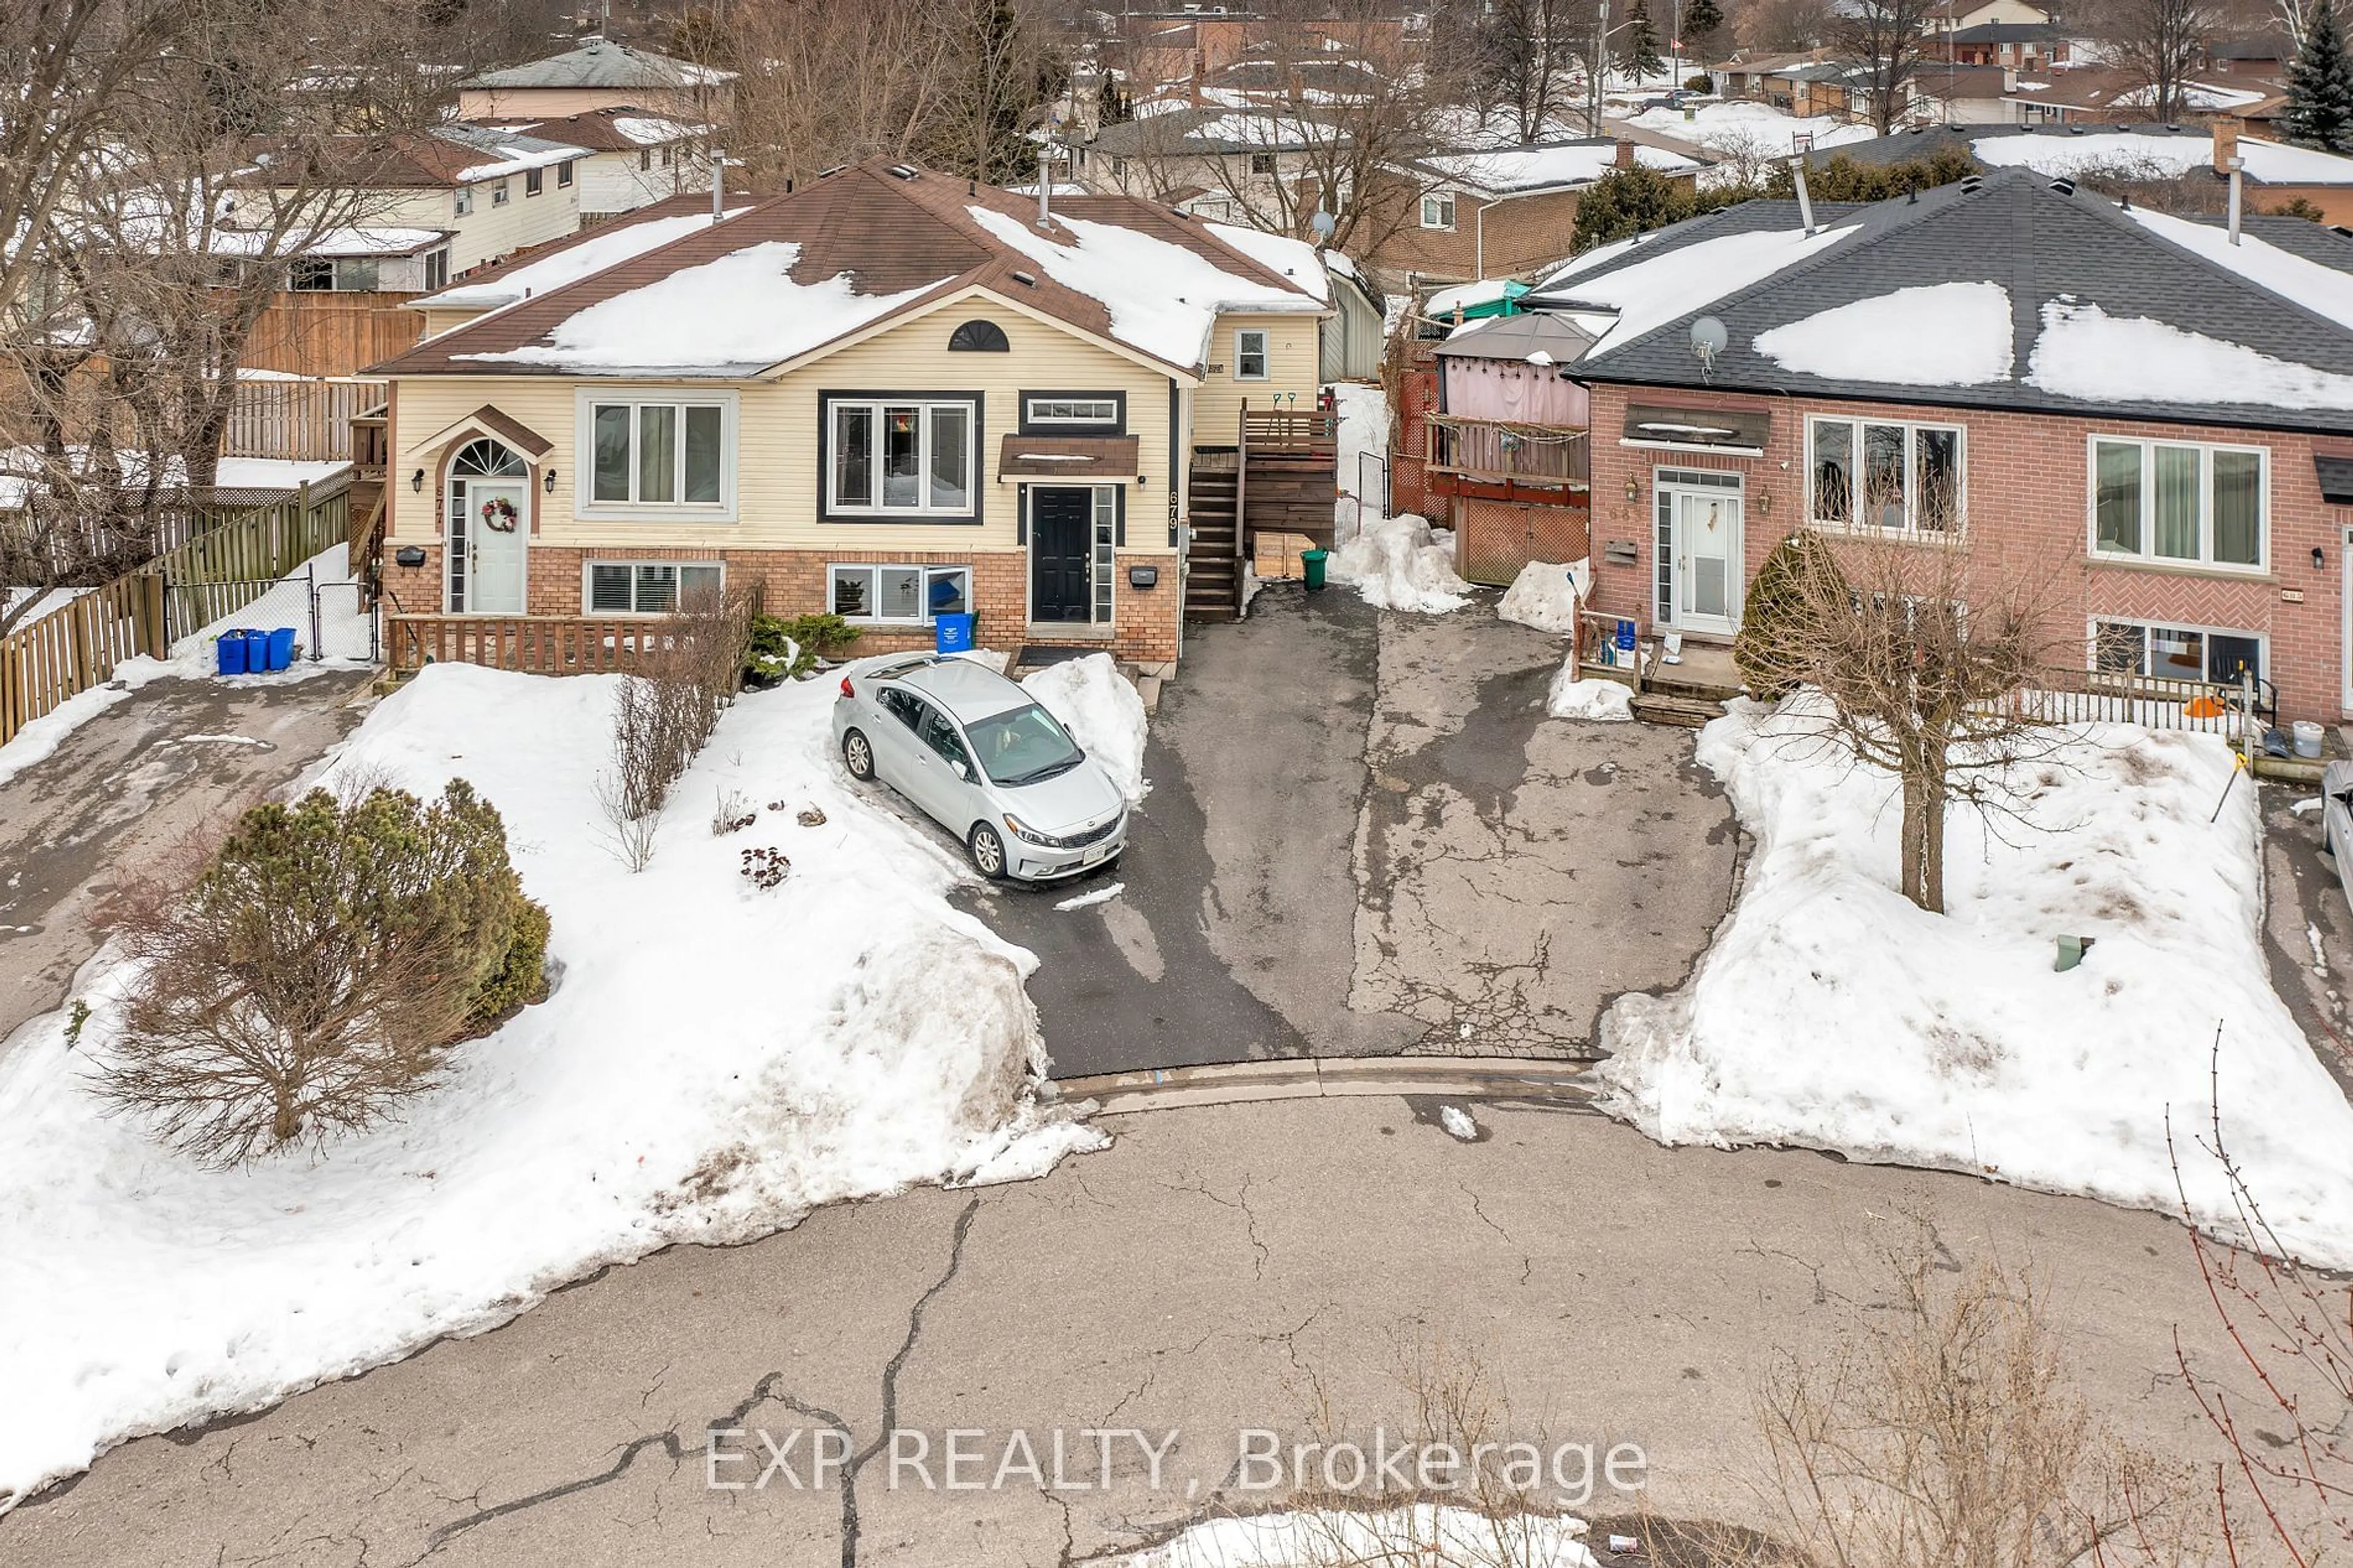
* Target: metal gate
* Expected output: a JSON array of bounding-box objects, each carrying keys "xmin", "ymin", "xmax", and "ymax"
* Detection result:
[{"xmin": 168, "ymin": 562, "xmax": 380, "ymax": 667}]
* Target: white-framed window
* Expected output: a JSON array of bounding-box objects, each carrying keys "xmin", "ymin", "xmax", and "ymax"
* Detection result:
[
  {"xmin": 1025, "ymin": 395, "xmax": 1120, "ymax": 426},
  {"xmin": 1248, "ymin": 151, "xmax": 1278, "ymax": 176},
  {"xmin": 423, "ymin": 248, "xmax": 449, "ymax": 292},
  {"xmin": 575, "ymin": 389, "xmax": 737, "ymax": 517},
  {"xmin": 1421, "ymin": 191, "xmax": 1457, "ymax": 230},
  {"xmin": 1807, "ymin": 415, "xmax": 1965, "ymax": 533},
  {"xmin": 490, "ymin": 179, "xmax": 510, "ymax": 206},
  {"xmin": 2088, "ymin": 436, "xmax": 2266, "ymax": 570},
  {"xmin": 453, "ymin": 186, "xmax": 474, "ymax": 217},
  {"xmin": 2093, "ymin": 617, "xmax": 2264, "ymax": 686},
  {"xmin": 557, "ymin": 160, "xmax": 574, "ymax": 187},
  {"xmin": 1234, "ymin": 328, "xmax": 1270, "ymax": 381},
  {"xmin": 289, "ymin": 257, "xmax": 381, "ymax": 292},
  {"xmin": 828, "ymin": 563, "xmax": 972, "ymax": 623},
  {"xmin": 825, "ymin": 399, "xmax": 977, "ymax": 516},
  {"xmin": 585, "ymin": 560, "xmax": 724, "ymax": 614},
  {"xmin": 525, "ymin": 167, "xmax": 544, "ymax": 197}
]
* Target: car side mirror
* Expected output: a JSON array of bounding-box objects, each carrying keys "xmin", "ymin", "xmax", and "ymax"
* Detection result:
[{"xmin": 953, "ymin": 759, "xmax": 973, "ymax": 782}]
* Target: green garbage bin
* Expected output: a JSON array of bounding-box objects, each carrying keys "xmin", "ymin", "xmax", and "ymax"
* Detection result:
[{"xmin": 1302, "ymin": 547, "xmax": 1330, "ymax": 591}]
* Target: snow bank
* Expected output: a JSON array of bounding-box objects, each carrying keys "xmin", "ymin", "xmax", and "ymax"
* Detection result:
[
  {"xmin": 1333, "ymin": 381, "xmax": 1392, "ymax": 531},
  {"xmin": 1547, "ymin": 671, "xmax": 1632, "ymax": 723},
  {"xmin": 1497, "ymin": 559, "xmax": 1590, "ymax": 634},
  {"xmin": 1114, "ymin": 1506, "xmax": 1599, "ymax": 1567},
  {"xmin": 1328, "ymin": 514, "xmax": 1474, "ymax": 615},
  {"xmin": 1598, "ymin": 697, "xmax": 2353, "ymax": 1267},
  {"xmin": 0, "ymin": 663, "xmax": 1101, "ymax": 1505},
  {"xmin": 1023, "ymin": 653, "xmax": 1150, "ymax": 805}
]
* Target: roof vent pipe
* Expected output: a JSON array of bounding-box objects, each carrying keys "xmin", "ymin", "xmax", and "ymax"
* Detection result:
[
  {"xmin": 1038, "ymin": 148, "xmax": 1052, "ymax": 228},
  {"xmin": 2227, "ymin": 155, "xmax": 2245, "ymax": 245},
  {"xmin": 711, "ymin": 146, "xmax": 725, "ymax": 219},
  {"xmin": 1791, "ymin": 156, "xmax": 1816, "ymax": 236}
]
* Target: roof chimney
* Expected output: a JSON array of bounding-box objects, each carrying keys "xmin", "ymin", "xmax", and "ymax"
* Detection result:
[
  {"xmin": 1614, "ymin": 137, "xmax": 1636, "ymax": 170},
  {"xmin": 2213, "ymin": 118, "xmax": 2240, "ymax": 175},
  {"xmin": 1190, "ymin": 51, "xmax": 1205, "ymax": 108},
  {"xmin": 1792, "ymin": 156, "xmax": 1816, "ymax": 235}
]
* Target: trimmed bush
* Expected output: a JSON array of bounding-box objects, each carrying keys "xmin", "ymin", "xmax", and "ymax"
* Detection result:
[
  {"xmin": 1735, "ymin": 532, "xmax": 1846, "ymax": 702},
  {"xmin": 469, "ymin": 894, "xmax": 552, "ymax": 1028},
  {"xmin": 747, "ymin": 612, "xmax": 862, "ymax": 683}
]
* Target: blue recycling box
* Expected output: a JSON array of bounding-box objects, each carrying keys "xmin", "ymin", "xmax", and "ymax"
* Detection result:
[
  {"xmin": 1615, "ymin": 619, "xmax": 1637, "ymax": 654},
  {"xmin": 216, "ymin": 631, "xmax": 250, "ymax": 676},
  {"xmin": 934, "ymin": 613, "xmax": 976, "ymax": 655},
  {"xmin": 266, "ymin": 627, "xmax": 297, "ymax": 672},
  {"xmin": 240, "ymin": 628, "xmax": 271, "ymax": 673}
]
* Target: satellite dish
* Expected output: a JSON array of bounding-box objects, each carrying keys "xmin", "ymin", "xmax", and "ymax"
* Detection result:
[
  {"xmin": 1689, "ymin": 314, "xmax": 1729, "ymax": 379},
  {"xmin": 1309, "ymin": 208, "xmax": 1337, "ymax": 241}
]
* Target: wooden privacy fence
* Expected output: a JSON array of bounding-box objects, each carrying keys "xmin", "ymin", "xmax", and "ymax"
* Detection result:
[
  {"xmin": 153, "ymin": 473, "xmax": 353, "ymax": 645},
  {"xmin": 223, "ymin": 379, "xmax": 386, "ymax": 462},
  {"xmin": 0, "ymin": 570, "xmax": 167, "ymax": 746}
]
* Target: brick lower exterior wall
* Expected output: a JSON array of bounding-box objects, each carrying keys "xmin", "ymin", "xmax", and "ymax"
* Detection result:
[
  {"xmin": 382, "ymin": 543, "xmax": 1183, "ymax": 667},
  {"xmin": 1582, "ymin": 382, "xmax": 2353, "ymax": 723}
]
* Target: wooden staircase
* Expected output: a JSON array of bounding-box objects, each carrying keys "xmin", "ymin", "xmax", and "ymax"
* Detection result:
[
  {"xmin": 1186, "ymin": 455, "xmax": 1241, "ymax": 619},
  {"xmin": 1629, "ymin": 638, "xmax": 1743, "ymax": 727}
]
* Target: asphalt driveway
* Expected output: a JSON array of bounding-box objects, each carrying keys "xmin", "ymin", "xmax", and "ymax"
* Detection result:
[{"xmin": 961, "ymin": 586, "xmax": 1743, "ymax": 1079}]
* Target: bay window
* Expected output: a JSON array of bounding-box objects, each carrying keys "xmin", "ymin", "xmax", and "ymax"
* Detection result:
[
  {"xmin": 2090, "ymin": 437, "xmax": 2264, "ymax": 569},
  {"xmin": 828, "ymin": 564, "xmax": 972, "ymax": 623},
  {"xmin": 1808, "ymin": 416, "xmax": 1963, "ymax": 533},
  {"xmin": 824, "ymin": 398, "xmax": 977, "ymax": 517}
]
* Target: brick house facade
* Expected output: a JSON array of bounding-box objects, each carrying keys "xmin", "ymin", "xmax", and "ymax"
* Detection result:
[{"xmin": 1581, "ymin": 382, "xmax": 2353, "ymax": 722}]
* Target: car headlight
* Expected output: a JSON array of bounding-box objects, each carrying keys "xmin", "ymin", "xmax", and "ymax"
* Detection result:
[
  {"xmin": 1002, "ymin": 812, "xmax": 1122, "ymax": 850},
  {"xmin": 1002, "ymin": 814, "xmax": 1056, "ymax": 847}
]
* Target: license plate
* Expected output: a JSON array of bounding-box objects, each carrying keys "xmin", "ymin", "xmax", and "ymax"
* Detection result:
[{"xmin": 1083, "ymin": 844, "xmax": 1108, "ymax": 865}]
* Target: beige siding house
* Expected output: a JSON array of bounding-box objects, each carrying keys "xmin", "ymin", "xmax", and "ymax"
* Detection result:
[
  {"xmin": 371, "ymin": 161, "xmax": 1330, "ymax": 667},
  {"xmin": 455, "ymin": 39, "xmax": 735, "ymax": 123}
]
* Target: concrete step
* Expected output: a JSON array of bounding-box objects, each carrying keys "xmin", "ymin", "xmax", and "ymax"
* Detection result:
[{"xmin": 1631, "ymin": 691, "xmax": 1726, "ymax": 729}]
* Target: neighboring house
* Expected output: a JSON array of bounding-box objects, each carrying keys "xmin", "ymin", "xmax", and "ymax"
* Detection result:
[
  {"xmin": 1526, "ymin": 167, "xmax": 2353, "ymax": 724},
  {"xmin": 1909, "ymin": 64, "xmax": 2030, "ymax": 123},
  {"xmin": 1819, "ymin": 123, "xmax": 2353, "ymax": 222},
  {"xmin": 409, "ymin": 193, "xmax": 751, "ymax": 339},
  {"xmin": 454, "ymin": 38, "xmax": 734, "ymax": 123},
  {"xmin": 366, "ymin": 160, "xmax": 1332, "ymax": 664},
  {"xmin": 243, "ymin": 226, "xmax": 452, "ymax": 377},
  {"xmin": 1941, "ymin": 21, "xmax": 2070, "ymax": 67},
  {"xmin": 1392, "ymin": 140, "xmax": 1706, "ymax": 287},
  {"xmin": 1074, "ymin": 106, "xmax": 1330, "ymax": 218},
  {"xmin": 1924, "ymin": 0, "xmax": 2051, "ymax": 34},
  {"xmin": 1711, "ymin": 50, "xmax": 1836, "ymax": 104},
  {"xmin": 457, "ymin": 108, "xmax": 710, "ymax": 222},
  {"xmin": 251, "ymin": 124, "xmax": 591, "ymax": 278},
  {"xmin": 1997, "ymin": 66, "xmax": 2272, "ymax": 123}
]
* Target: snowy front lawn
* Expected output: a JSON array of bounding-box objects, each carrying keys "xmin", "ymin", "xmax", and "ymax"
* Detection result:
[
  {"xmin": 0, "ymin": 662, "xmax": 1098, "ymax": 1506},
  {"xmin": 1601, "ymin": 697, "xmax": 2353, "ymax": 1267}
]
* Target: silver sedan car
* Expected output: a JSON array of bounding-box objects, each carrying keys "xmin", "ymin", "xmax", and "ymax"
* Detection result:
[{"xmin": 832, "ymin": 655, "xmax": 1127, "ymax": 882}]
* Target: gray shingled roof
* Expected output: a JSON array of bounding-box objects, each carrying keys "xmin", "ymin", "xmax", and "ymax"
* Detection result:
[
  {"xmin": 1549, "ymin": 167, "xmax": 2353, "ymax": 436},
  {"xmin": 460, "ymin": 39, "xmax": 732, "ymax": 91}
]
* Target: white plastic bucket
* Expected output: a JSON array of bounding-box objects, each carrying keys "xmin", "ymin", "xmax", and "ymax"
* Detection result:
[{"xmin": 2294, "ymin": 719, "xmax": 2325, "ymax": 759}]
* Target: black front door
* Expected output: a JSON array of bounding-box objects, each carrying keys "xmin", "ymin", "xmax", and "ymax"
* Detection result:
[{"xmin": 1031, "ymin": 487, "xmax": 1093, "ymax": 623}]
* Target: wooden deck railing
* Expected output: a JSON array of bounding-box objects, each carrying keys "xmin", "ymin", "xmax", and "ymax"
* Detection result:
[
  {"xmin": 388, "ymin": 615, "xmax": 680, "ymax": 676},
  {"xmin": 0, "ymin": 569, "xmax": 167, "ymax": 746},
  {"xmin": 223, "ymin": 379, "xmax": 387, "ymax": 462},
  {"xmin": 1428, "ymin": 417, "xmax": 1590, "ymax": 487},
  {"xmin": 1241, "ymin": 404, "xmax": 1339, "ymax": 454}
]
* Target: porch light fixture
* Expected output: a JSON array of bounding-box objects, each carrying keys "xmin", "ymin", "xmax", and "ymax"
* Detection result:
[
  {"xmin": 411, "ymin": 468, "xmax": 425, "ymax": 493},
  {"xmin": 1624, "ymin": 475, "xmax": 1641, "ymax": 504},
  {"xmin": 2315, "ymin": 546, "xmax": 2328, "ymax": 570},
  {"xmin": 1756, "ymin": 488, "xmax": 1772, "ymax": 517},
  {"xmin": 544, "ymin": 468, "xmax": 558, "ymax": 494}
]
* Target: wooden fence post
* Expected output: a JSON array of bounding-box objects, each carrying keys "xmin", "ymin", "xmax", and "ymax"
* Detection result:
[{"xmin": 140, "ymin": 567, "xmax": 167, "ymax": 659}]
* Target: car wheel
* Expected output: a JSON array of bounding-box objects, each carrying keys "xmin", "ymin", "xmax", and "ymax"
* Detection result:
[
  {"xmin": 969, "ymin": 822, "xmax": 1009, "ymax": 881},
  {"xmin": 842, "ymin": 729, "xmax": 875, "ymax": 781}
]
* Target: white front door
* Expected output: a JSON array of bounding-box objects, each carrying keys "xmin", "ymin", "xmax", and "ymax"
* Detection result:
[
  {"xmin": 1659, "ymin": 477, "xmax": 1743, "ymax": 635},
  {"xmin": 461, "ymin": 479, "xmax": 528, "ymax": 613}
]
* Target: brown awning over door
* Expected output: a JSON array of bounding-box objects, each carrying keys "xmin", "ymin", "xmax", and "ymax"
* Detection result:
[{"xmin": 996, "ymin": 433, "xmax": 1141, "ymax": 480}]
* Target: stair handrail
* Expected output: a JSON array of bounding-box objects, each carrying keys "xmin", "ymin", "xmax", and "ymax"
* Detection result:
[{"xmin": 1235, "ymin": 397, "xmax": 1249, "ymax": 608}]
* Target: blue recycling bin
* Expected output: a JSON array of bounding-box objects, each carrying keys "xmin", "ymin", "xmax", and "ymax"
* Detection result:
[
  {"xmin": 240, "ymin": 629, "xmax": 271, "ymax": 673},
  {"xmin": 1615, "ymin": 619, "xmax": 1637, "ymax": 654},
  {"xmin": 934, "ymin": 612, "xmax": 976, "ymax": 655},
  {"xmin": 266, "ymin": 627, "xmax": 297, "ymax": 672},
  {"xmin": 216, "ymin": 631, "xmax": 250, "ymax": 676}
]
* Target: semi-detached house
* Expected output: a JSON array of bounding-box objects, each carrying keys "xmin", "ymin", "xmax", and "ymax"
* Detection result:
[
  {"xmin": 368, "ymin": 159, "xmax": 1333, "ymax": 670},
  {"xmin": 1537, "ymin": 166, "xmax": 2353, "ymax": 724}
]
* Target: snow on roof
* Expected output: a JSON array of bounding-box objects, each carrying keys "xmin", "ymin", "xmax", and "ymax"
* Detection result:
[
  {"xmin": 455, "ymin": 141, "xmax": 589, "ymax": 183},
  {"xmin": 452, "ymin": 241, "xmax": 947, "ymax": 376},
  {"xmin": 611, "ymin": 115, "xmax": 697, "ymax": 146},
  {"xmin": 1424, "ymin": 277, "xmax": 1520, "ymax": 316},
  {"xmin": 1620, "ymin": 101, "xmax": 1879, "ymax": 156},
  {"xmin": 298, "ymin": 226, "xmax": 450, "ymax": 258},
  {"xmin": 462, "ymin": 39, "xmax": 733, "ymax": 90},
  {"xmin": 1204, "ymin": 221, "xmax": 1328, "ymax": 301},
  {"xmin": 1753, "ymin": 281, "xmax": 2015, "ymax": 385},
  {"xmin": 966, "ymin": 206, "xmax": 1321, "ymax": 369},
  {"xmin": 416, "ymin": 210, "xmax": 746, "ymax": 313},
  {"xmin": 1552, "ymin": 223, "xmax": 1859, "ymax": 357},
  {"xmin": 2127, "ymin": 206, "xmax": 2353, "ymax": 333},
  {"xmin": 1422, "ymin": 139, "xmax": 1699, "ymax": 194},
  {"xmin": 2026, "ymin": 297, "xmax": 2353, "ymax": 410},
  {"xmin": 1972, "ymin": 128, "xmax": 2353, "ymax": 185}
]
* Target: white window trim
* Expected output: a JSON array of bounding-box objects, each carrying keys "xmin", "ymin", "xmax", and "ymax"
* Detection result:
[
  {"xmin": 827, "ymin": 562, "xmax": 974, "ymax": 625},
  {"xmin": 2083, "ymin": 433, "xmax": 2269, "ymax": 574},
  {"xmin": 2086, "ymin": 614, "xmax": 2267, "ymax": 687},
  {"xmin": 490, "ymin": 179, "xmax": 510, "ymax": 206},
  {"xmin": 824, "ymin": 398, "xmax": 980, "ymax": 517},
  {"xmin": 572, "ymin": 388, "xmax": 740, "ymax": 522},
  {"xmin": 1421, "ymin": 191, "xmax": 1457, "ymax": 230},
  {"xmin": 1233, "ymin": 328, "xmax": 1270, "ymax": 382},
  {"xmin": 453, "ymin": 187, "xmax": 474, "ymax": 217},
  {"xmin": 1804, "ymin": 415, "xmax": 1968, "ymax": 536},
  {"xmin": 582, "ymin": 559, "xmax": 726, "ymax": 616},
  {"xmin": 1025, "ymin": 396, "xmax": 1120, "ymax": 426}
]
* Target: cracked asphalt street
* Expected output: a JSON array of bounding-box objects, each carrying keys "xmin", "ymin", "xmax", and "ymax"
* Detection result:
[
  {"xmin": 965, "ymin": 588, "xmax": 1741, "ymax": 1075},
  {"xmin": 0, "ymin": 1096, "xmax": 2259, "ymax": 1567}
]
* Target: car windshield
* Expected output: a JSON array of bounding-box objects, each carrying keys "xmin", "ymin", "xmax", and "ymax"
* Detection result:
[{"xmin": 964, "ymin": 703, "xmax": 1085, "ymax": 786}]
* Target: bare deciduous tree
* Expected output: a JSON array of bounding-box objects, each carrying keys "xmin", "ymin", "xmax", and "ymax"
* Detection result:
[
  {"xmin": 595, "ymin": 585, "xmax": 754, "ymax": 871},
  {"xmin": 1732, "ymin": 529, "xmax": 2067, "ymax": 913},
  {"xmin": 1831, "ymin": 0, "xmax": 1939, "ymax": 134},
  {"xmin": 2091, "ymin": 0, "xmax": 2228, "ymax": 123},
  {"xmin": 1476, "ymin": 0, "xmax": 1597, "ymax": 142}
]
